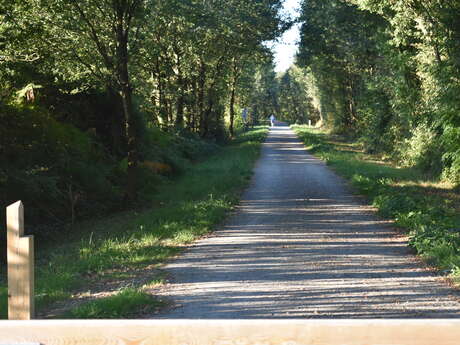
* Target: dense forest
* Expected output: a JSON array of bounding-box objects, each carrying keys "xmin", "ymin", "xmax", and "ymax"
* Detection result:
[
  {"xmin": 2, "ymin": 0, "xmax": 460, "ymax": 235},
  {"xmin": 296, "ymin": 0, "xmax": 460, "ymax": 184},
  {"xmin": 0, "ymin": 0, "xmax": 291, "ymax": 233}
]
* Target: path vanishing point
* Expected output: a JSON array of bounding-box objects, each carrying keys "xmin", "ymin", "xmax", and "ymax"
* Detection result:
[{"xmin": 153, "ymin": 125, "xmax": 460, "ymax": 318}]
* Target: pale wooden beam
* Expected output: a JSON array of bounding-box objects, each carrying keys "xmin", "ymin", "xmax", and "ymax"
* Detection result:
[
  {"xmin": 7, "ymin": 201, "xmax": 34, "ymax": 320},
  {"xmin": 0, "ymin": 320, "xmax": 460, "ymax": 345}
]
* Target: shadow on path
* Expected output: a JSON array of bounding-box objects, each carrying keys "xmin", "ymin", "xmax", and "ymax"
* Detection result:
[{"xmin": 153, "ymin": 126, "xmax": 460, "ymax": 319}]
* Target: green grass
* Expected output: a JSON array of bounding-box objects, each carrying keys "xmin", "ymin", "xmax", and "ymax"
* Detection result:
[
  {"xmin": 0, "ymin": 126, "xmax": 268, "ymax": 319},
  {"xmin": 293, "ymin": 125, "xmax": 460, "ymax": 281},
  {"xmin": 64, "ymin": 288, "xmax": 164, "ymax": 318}
]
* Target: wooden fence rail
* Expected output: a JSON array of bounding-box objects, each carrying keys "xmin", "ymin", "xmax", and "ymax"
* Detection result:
[{"xmin": 0, "ymin": 320, "xmax": 460, "ymax": 345}]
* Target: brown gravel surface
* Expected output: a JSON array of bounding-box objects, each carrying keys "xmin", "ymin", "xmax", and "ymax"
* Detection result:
[{"xmin": 152, "ymin": 125, "xmax": 460, "ymax": 318}]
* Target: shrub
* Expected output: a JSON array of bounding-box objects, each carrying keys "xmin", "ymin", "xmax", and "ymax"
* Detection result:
[
  {"xmin": 441, "ymin": 126, "xmax": 460, "ymax": 185},
  {"xmin": 0, "ymin": 104, "xmax": 121, "ymax": 233},
  {"xmin": 396, "ymin": 123, "xmax": 442, "ymax": 174}
]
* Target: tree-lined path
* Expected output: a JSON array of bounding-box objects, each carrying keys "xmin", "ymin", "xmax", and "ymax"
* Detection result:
[{"xmin": 154, "ymin": 126, "xmax": 460, "ymax": 318}]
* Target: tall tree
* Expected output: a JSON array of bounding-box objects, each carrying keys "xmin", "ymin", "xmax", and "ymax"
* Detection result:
[{"xmin": 25, "ymin": 0, "xmax": 151, "ymax": 201}]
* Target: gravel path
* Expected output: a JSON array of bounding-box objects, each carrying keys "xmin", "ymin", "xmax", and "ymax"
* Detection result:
[{"xmin": 153, "ymin": 126, "xmax": 460, "ymax": 318}]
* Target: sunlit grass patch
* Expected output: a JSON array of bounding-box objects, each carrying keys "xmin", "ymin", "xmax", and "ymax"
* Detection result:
[
  {"xmin": 65, "ymin": 288, "xmax": 164, "ymax": 319},
  {"xmin": 142, "ymin": 272, "xmax": 168, "ymax": 289}
]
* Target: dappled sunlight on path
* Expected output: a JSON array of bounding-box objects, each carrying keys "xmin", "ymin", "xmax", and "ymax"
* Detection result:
[{"xmin": 153, "ymin": 126, "xmax": 460, "ymax": 318}]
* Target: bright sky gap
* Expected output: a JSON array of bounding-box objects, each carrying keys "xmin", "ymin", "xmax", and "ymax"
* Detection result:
[{"xmin": 272, "ymin": 0, "xmax": 301, "ymax": 73}]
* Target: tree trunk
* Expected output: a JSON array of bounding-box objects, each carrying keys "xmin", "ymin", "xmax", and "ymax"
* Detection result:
[
  {"xmin": 202, "ymin": 95, "xmax": 214, "ymax": 139},
  {"xmin": 107, "ymin": 86, "xmax": 126, "ymax": 157},
  {"xmin": 116, "ymin": 18, "xmax": 138, "ymax": 203},
  {"xmin": 348, "ymin": 76, "xmax": 358, "ymax": 126},
  {"xmin": 229, "ymin": 60, "xmax": 238, "ymax": 137},
  {"xmin": 188, "ymin": 79, "xmax": 198, "ymax": 131},
  {"xmin": 175, "ymin": 74, "xmax": 185, "ymax": 128},
  {"xmin": 198, "ymin": 60, "xmax": 206, "ymax": 136},
  {"xmin": 120, "ymin": 81, "xmax": 138, "ymax": 204},
  {"xmin": 229, "ymin": 87, "xmax": 236, "ymax": 137},
  {"xmin": 156, "ymin": 59, "xmax": 168, "ymax": 127}
]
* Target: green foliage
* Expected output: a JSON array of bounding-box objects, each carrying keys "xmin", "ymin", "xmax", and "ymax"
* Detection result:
[
  {"xmin": 277, "ymin": 65, "xmax": 319, "ymax": 125},
  {"xmin": 294, "ymin": 126, "xmax": 460, "ymax": 279},
  {"xmin": 141, "ymin": 126, "xmax": 220, "ymax": 176},
  {"xmin": 65, "ymin": 288, "xmax": 163, "ymax": 319},
  {"xmin": 15, "ymin": 83, "xmax": 43, "ymax": 104},
  {"xmin": 0, "ymin": 103, "xmax": 121, "ymax": 227},
  {"xmin": 441, "ymin": 126, "xmax": 460, "ymax": 185},
  {"xmin": 248, "ymin": 61, "xmax": 280, "ymax": 123},
  {"xmin": 396, "ymin": 123, "xmax": 442, "ymax": 174},
  {"xmin": 134, "ymin": 0, "xmax": 287, "ymax": 139},
  {"xmin": 233, "ymin": 126, "xmax": 269, "ymax": 144},
  {"xmin": 297, "ymin": 0, "xmax": 460, "ymax": 184},
  {"xmin": 0, "ymin": 99, "xmax": 222, "ymax": 236}
]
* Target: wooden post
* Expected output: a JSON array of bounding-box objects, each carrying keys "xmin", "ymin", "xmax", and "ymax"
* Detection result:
[{"xmin": 7, "ymin": 201, "xmax": 34, "ymax": 320}]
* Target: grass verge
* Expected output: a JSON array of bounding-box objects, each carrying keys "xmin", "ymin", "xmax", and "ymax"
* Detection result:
[
  {"xmin": 293, "ymin": 125, "xmax": 460, "ymax": 283},
  {"xmin": 0, "ymin": 126, "xmax": 268, "ymax": 318},
  {"xmin": 64, "ymin": 288, "xmax": 164, "ymax": 318}
]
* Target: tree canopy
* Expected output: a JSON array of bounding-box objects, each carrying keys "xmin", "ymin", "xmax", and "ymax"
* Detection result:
[
  {"xmin": 0, "ymin": 0, "xmax": 289, "ymax": 228},
  {"xmin": 296, "ymin": 0, "xmax": 460, "ymax": 183}
]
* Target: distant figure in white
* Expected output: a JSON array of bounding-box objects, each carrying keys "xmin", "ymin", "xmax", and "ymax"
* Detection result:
[
  {"xmin": 269, "ymin": 114, "xmax": 276, "ymax": 127},
  {"xmin": 242, "ymin": 108, "xmax": 248, "ymax": 123}
]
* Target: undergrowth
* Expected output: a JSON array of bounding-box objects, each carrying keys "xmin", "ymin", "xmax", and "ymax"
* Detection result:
[
  {"xmin": 293, "ymin": 125, "xmax": 460, "ymax": 282},
  {"xmin": 0, "ymin": 126, "xmax": 268, "ymax": 319}
]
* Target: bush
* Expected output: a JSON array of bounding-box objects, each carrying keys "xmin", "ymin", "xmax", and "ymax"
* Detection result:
[
  {"xmin": 0, "ymin": 104, "xmax": 121, "ymax": 233},
  {"xmin": 441, "ymin": 126, "xmax": 460, "ymax": 185},
  {"xmin": 0, "ymin": 102, "xmax": 221, "ymax": 236},
  {"xmin": 141, "ymin": 126, "xmax": 219, "ymax": 176},
  {"xmin": 396, "ymin": 123, "xmax": 442, "ymax": 174}
]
